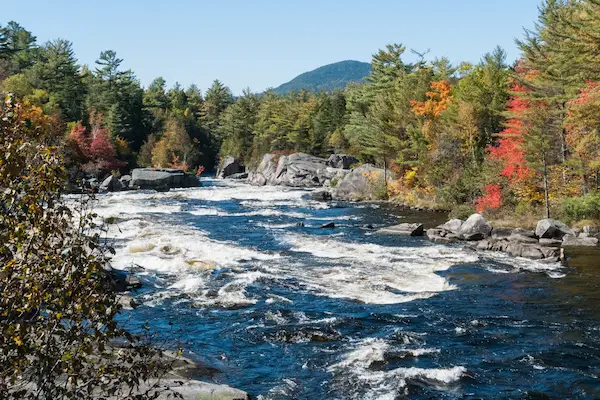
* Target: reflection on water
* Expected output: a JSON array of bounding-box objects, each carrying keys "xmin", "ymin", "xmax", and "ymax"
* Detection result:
[{"xmin": 91, "ymin": 179, "xmax": 600, "ymax": 399}]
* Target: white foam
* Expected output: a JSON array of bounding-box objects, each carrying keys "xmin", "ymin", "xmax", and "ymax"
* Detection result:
[
  {"xmin": 276, "ymin": 233, "xmax": 478, "ymax": 304},
  {"xmin": 329, "ymin": 338, "xmax": 465, "ymax": 399}
]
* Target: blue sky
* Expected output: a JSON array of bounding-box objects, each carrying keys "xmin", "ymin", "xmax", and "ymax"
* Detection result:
[{"xmin": 3, "ymin": 0, "xmax": 541, "ymax": 95}]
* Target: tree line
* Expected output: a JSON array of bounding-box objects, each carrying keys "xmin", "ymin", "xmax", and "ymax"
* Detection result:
[{"xmin": 3, "ymin": 0, "xmax": 600, "ymax": 222}]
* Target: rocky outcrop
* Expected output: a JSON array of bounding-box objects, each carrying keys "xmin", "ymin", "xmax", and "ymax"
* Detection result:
[
  {"xmin": 331, "ymin": 164, "xmax": 390, "ymax": 201},
  {"xmin": 217, "ymin": 156, "xmax": 245, "ymax": 179},
  {"xmin": 327, "ymin": 154, "xmax": 359, "ymax": 169},
  {"xmin": 535, "ymin": 218, "xmax": 575, "ymax": 240},
  {"xmin": 377, "ymin": 223, "xmax": 424, "ymax": 236},
  {"xmin": 426, "ymin": 214, "xmax": 563, "ymax": 262},
  {"xmin": 249, "ymin": 153, "xmax": 350, "ymax": 188},
  {"xmin": 131, "ymin": 168, "xmax": 200, "ymax": 191}
]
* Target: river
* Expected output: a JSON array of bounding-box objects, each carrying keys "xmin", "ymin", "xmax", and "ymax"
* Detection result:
[{"xmin": 93, "ymin": 178, "xmax": 600, "ymax": 399}]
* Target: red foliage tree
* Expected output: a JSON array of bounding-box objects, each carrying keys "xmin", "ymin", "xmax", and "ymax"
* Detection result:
[
  {"xmin": 487, "ymin": 83, "xmax": 532, "ymax": 185},
  {"xmin": 474, "ymin": 184, "xmax": 503, "ymax": 213},
  {"xmin": 86, "ymin": 126, "xmax": 127, "ymax": 173}
]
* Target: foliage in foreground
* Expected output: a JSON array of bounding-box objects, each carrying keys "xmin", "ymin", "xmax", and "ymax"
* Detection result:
[{"xmin": 0, "ymin": 97, "xmax": 177, "ymax": 399}]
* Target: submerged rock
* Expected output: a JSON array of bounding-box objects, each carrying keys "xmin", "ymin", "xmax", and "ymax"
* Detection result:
[
  {"xmin": 311, "ymin": 190, "xmax": 333, "ymax": 201},
  {"xmin": 320, "ymin": 222, "xmax": 336, "ymax": 229},
  {"xmin": 377, "ymin": 223, "xmax": 424, "ymax": 236}
]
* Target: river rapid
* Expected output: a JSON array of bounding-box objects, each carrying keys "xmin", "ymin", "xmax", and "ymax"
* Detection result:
[{"xmin": 93, "ymin": 178, "xmax": 600, "ymax": 399}]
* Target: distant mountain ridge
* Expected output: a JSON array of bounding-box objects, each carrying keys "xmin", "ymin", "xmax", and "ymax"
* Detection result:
[{"xmin": 271, "ymin": 60, "xmax": 371, "ymax": 94}]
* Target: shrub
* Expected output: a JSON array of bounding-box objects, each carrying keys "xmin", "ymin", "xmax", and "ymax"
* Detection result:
[
  {"xmin": 559, "ymin": 193, "xmax": 600, "ymax": 223},
  {"xmin": 449, "ymin": 203, "xmax": 476, "ymax": 220},
  {"xmin": 0, "ymin": 98, "xmax": 174, "ymax": 399}
]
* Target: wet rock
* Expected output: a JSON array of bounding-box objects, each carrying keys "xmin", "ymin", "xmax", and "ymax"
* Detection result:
[
  {"xmin": 217, "ymin": 156, "xmax": 245, "ymax": 179},
  {"xmin": 458, "ymin": 214, "xmax": 493, "ymax": 241},
  {"xmin": 226, "ymin": 172, "xmax": 248, "ymax": 180},
  {"xmin": 311, "ymin": 190, "xmax": 333, "ymax": 201},
  {"xmin": 377, "ymin": 223, "xmax": 424, "ymax": 236},
  {"xmin": 535, "ymin": 218, "xmax": 574, "ymax": 240},
  {"xmin": 119, "ymin": 174, "xmax": 132, "ymax": 189},
  {"xmin": 561, "ymin": 234, "xmax": 599, "ymax": 247},
  {"xmin": 320, "ymin": 222, "xmax": 336, "ymax": 229},
  {"xmin": 326, "ymin": 154, "xmax": 360, "ymax": 169},
  {"xmin": 131, "ymin": 168, "xmax": 200, "ymax": 190},
  {"xmin": 99, "ymin": 175, "xmax": 123, "ymax": 193}
]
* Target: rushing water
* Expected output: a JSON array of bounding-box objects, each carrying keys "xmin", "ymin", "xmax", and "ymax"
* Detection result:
[{"xmin": 92, "ymin": 178, "xmax": 600, "ymax": 399}]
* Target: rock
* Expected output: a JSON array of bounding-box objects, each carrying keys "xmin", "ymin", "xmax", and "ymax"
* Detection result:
[
  {"xmin": 327, "ymin": 154, "xmax": 360, "ymax": 169},
  {"xmin": 535, "ymin": 218, "xmax": 574, "ymax": 240},
  {"xmin": 332, "ymin": 164, "xmax": 391, "ymax": 201},
  {"xmin": 539, "ymin": 238, "xmax": 563, "ymax": 247},
  {"xmin": 311, "ymin": 190, "xmax": 333, "ymax": 201},
  {"xmin": 583, "ymin": 225, "xmax": 599, "ymax": 235},
  {"xmin": 426, "ymin": 228, "xmax": 444, "ymax": 240},
  {"xmin": 377, "ymin": 223, "xmax": 424, "ymax": 236},
  {"xmin": 226, "ymin": 172, "xmax": 248, "ymax": 180},
  {"xmin": 440, "ymin": 219, "xmax": 463, "ymax": 235},
  {"xmin": 505, "ymin": 242, "xmax": 559, "ymax": 260},
  {"xmin": 153, "ymin": 380, "xmax": 250, "ymax": 400},
  {"xmin": 562, "ymin": 234, "xmax": 599, "ymax": 247},
  {"xmin": 99, "ymin": 175, "xmax": 123, "ymax": 193},
  {"xmin": 320, "ymin": 222, "xmax": 335, "ymax": 229},
  {"xmin": 365, "ymin": 224, "xmax": 374, "ymax": 230},
  {"xmin": 119, "ymin": 174, "xmax": 132, "ymax": 189},
  {"xmin": 508, "ymin": 233, "xmax": 539, "ymax": 244},
  {"xmin": 217, "ymin": 156, "xmax": 245, "ymax": 179},
  {"xmin": 433, "ymin": 236, "xmax": 458, "ymax": 244},
  {"xmin": 131, "ymin": 168, "xmax": 200, "ymax": 190},
  {"xmin": 458, "ymin": 214, "xmax": 493, "ymax": 241}
]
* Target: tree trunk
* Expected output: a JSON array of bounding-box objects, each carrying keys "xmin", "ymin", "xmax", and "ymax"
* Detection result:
[{"xmin": 543, "ymin": 155, "xmax": 550, "ymax": 219}]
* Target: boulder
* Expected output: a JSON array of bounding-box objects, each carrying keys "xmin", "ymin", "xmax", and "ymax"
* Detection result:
[
  {"xmin": 226, "ymin": 172, "xmax": 248, "ymax": 180},
  {"xmin": 583, "ymin": 225, "xmax": 599, "ymax": 235},
  {"xmin": 99, "ymin": 175, "xmax": 123, "ymax": 193},
  {"xmin": 535, "ymin": 218, "xmax": 574, "ymax": 240},
  {"xmin": 505, "ymin": 242, "xmax": 559, "ymax": 260},
  {"xmin": 131, "ymin": 168, "xmax": 200, "ymax": 190},
  {"xmin": 217, "ymin": 156, "xmax": 245, "ymax": 179},
  {"xmin": 440, "ymin": 219, "xmax": 463, "ymax": 235},
  {"xmin": 332, "ymin": 164, "xmax": 391, "ymax": 201},
  {"xmin": 327, "ymin": 154, "xmax": 359, "ymax": 169},
  {"xmin": 562, "ymin": 234, "xmax": 599, "ymax": 247},
  {"xmin": 458, "ymin": 214, "xmax": 493, "ymax": 241},
  {"xmin": 377, "ymin": 223, "xmax": 424, "ymax": 236},
  {"xmin": 508, "ymin": 233, "xmax": 539, "ymax": 244},
  {"xmin": 311, "ymin": 190, "xmax": 333, "ymax": 201},
  {"xmin": 120, "ymin": 174, "xmax": 132, "ymax": 189}
]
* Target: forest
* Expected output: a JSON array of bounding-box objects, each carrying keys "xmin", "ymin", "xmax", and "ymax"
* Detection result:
[{"xmin": 3, "ymin": 0, "xmax": 600, "ymax": 224}]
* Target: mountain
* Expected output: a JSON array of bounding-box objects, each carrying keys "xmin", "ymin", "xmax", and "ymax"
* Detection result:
[{"xmin": 271, "ymin": 60, "xmax": 371, "ymax": 94}]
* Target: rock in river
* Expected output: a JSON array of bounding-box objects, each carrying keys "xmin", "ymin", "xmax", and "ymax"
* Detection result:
[
  {"xmin": 377, "ymin": 223, "xmax": 424, "ymax": 236},
  {"xmin": 458, "ymin": 213, "xmax": 493, "ymax": 241},
  {"xmin": 535, "ymin": 218, "xmax": 575, "ymax": 240},
  {"xmin": 217, "ymin": 156, "xmax": 245, "ymax": 179},
  {"xmin": 131, "ymin": 168, "xmax": 200, "ymax": 191}
]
